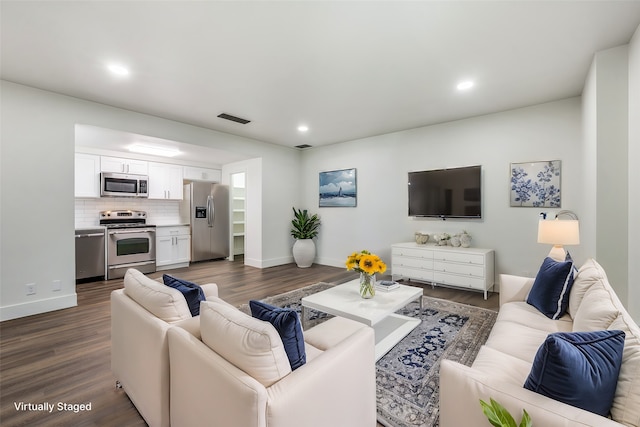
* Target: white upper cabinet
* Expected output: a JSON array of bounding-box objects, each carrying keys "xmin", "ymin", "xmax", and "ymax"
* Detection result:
[
  {"xmin": 75, "ymin": 153, "xmax": 100, "ymax": 198},
  {"xmin": 100, "ymin": 156, "xmax": 148, "ymax": 175},
  {"xmin": 183, "ymin": 166, "xmax": 221, "ymax": 182},
  {"xmin": 148, "ymin": 162, "xmax": 184, "ymax": 200}
]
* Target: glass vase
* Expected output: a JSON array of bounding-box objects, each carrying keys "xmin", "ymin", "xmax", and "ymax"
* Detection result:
[{"xmin": 359, "ymin": 272, "xmax": 376, "ymax": 299}]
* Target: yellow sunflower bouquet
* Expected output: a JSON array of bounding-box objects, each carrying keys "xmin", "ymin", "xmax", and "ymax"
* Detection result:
[{"xmin": 345, "ymin": 250, "xmax": 387, "ymax": 298}]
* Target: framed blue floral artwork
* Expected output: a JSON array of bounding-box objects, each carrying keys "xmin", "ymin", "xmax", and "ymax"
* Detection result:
[
  {"xmin": 319, "ymin": 168, "xmax": 357, "ymax": 207},
  {"xmin": 510, "ymin": 160, "xmax": 561, "ymax": 207}
]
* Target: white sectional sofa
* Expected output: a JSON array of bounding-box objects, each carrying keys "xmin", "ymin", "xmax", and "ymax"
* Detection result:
[{"xmin": 440, "ymin": 258, "xmax": 640, "ymax": 427}]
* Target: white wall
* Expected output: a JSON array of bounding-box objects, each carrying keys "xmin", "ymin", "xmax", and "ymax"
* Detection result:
[
  {"xmin": 583, "ymin": 43, "xmax": 635, "ymax": 315},
  {"xmin": 628, "ymin": 26, "xmax": 640, "ymax": 321},
  {"xmin": 0, "ymin": 81, "xmax": 301, "ymax": 320},
  {"xmin": 300, "ymin": 98, "xmax": 588, "ymax": 285},
  {"xmin": 595, "ymin": 46, "xmax": 630, "ymax": 305}
]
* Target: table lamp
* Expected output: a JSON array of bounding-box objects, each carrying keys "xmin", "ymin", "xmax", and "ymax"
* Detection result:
[{"xmin": 537, "ymin": 211, "xmax": 580, "ymax": 261}]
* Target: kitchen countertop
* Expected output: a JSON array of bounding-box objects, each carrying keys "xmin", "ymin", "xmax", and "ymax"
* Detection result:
[{"xmin": 153, "ymin": 223, "xmax": 190, "ymax": 227}]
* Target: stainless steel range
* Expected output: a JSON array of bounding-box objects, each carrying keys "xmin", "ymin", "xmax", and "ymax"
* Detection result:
[{"xmin": 100, "ymin": 210, "xmax": 156, "ymax": 279}]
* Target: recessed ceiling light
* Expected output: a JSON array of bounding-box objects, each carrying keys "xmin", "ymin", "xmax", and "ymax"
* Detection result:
[
  {"xmin": 128, "ymin": 144, "xmax": 180, "ymax": 157},
  {"xmin": 456, "ymin": 80, "xmax": 474, "ymax": 91},
  {"xmin": 298, "ymin": 125, "xmax": 309, "ymax": 132},
  {"xmin": 107, "ymin": 63, "xmax": 130, "ymax": 76}
]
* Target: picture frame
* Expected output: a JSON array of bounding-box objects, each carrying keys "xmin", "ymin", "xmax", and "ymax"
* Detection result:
[
  {"xmin": 319, "ymin": 168, "xmax": 357, "ymax": 207},
  {"xmin": 510, "ymin": 160, "xmax": 561, "ymax": 207}
]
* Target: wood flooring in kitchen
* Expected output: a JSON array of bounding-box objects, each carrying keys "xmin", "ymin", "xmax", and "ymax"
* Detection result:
[{"xmin": 0, "ymin": 257, "xmax": 499, "ymax": 426}]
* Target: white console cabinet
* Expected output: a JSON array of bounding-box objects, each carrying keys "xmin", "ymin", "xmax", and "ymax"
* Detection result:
[{"xmin": 391, "ymin": 242, "xmax": 495, "ymax": 299}]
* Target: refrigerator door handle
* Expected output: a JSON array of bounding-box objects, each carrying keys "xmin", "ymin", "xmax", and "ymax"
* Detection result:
[{"xmin": 207, "ymin": 195, "xmax": 214, "ymax": 227}]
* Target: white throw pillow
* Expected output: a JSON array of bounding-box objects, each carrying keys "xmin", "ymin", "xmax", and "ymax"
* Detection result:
[
  {"xmin": 199, "ymin": 300, "xmax": 292, "ymax": 387},
  {"xmin": 572, "ymin": 283, "xmax": 619, "ymax": 332},
  {"xmin": 123, "ymin": 268, "xmax": 191, "ymax": 323},
  {"xmin": 568, "ymin": 259, "xmax": 607, "ymax": 319},
  {"xmin": 608, "ymin": 315, "xmax": 640, "ymax": 427}
]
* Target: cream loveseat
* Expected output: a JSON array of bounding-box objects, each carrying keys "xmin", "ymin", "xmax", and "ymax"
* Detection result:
[
  {"xmin": 111, "ymin": 269, "xmax": 219, "ymax": 427},
  {"xmin": 167, "ymin": 297, "xmax": 377, "ymax": 427},
  {"xmin": 440, "ymin": 258, "xmax": 640, "ymax": 427},
  {"xmin": 112, "ymin": 269, "xmax": 377, "ymax": 427}
]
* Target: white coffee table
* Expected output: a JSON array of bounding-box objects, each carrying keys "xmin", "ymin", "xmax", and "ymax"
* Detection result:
[{"xmin": 301, "ymin": 279, "xmax": 423, "ymax": 361}]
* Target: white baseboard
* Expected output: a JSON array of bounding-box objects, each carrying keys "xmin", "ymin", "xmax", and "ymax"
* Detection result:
[{"xmin": 0, "ymin": 293, "xmax": 78, "ymax": 321}]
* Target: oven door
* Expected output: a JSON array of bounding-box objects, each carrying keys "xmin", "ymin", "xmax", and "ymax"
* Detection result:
[{"xmin": 108, "ymin": 228, "xmax": 156, "ymax": 266}]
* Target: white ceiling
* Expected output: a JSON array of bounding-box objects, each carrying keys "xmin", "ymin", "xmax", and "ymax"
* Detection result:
[{"xmin": 2, "ymin": 1, "xmax": 640, "ymax": 152}]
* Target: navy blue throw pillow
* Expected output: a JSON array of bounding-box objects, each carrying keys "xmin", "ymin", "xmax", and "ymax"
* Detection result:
[
  {"xmin": 249, "ymin": 300, "xmax": 306, "ymax": 370},
  {"xmin": 162, "ymin": 274, "xmax": 206, "ymax": 316},
  {"xmin": 524, "ymin": 330, "xmax": 625, "ymax": 417},
  {"xmin": 527, "ymin": 256, "xmax": 575, "ymax": 319}
]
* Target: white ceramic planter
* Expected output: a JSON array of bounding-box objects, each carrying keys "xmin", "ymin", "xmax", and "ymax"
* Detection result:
[{"xmin": 292, "ymin": 239, "xmax": 316, "ymax": 268}]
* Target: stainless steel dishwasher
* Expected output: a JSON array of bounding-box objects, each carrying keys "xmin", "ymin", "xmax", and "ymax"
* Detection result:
[{"xmin": 75, "ymin": 228, "xmax": 106, "ymax": 280}]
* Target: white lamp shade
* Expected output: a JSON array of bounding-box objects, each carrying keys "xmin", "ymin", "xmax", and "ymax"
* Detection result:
[{"xmin": 537, "ymin": 219, "xmax": 580, "ymax": 245}]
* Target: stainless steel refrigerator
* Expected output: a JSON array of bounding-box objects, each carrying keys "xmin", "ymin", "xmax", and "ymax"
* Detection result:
[{"xmin": 182, "ymin": 182, "xmax": 230, "ymax": 262}]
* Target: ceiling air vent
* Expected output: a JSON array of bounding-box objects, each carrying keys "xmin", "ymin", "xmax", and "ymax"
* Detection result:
[
  {"xmin": 217, "ymin": 113, "xmax": 251, "ymax": 124},
  {"xmin": 295, "ymin": 144, "xmax": 312, "ymax": 149}
]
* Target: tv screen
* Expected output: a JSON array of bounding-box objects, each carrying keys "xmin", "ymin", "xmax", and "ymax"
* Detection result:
[{"xmin": 408, "ymin": 165, "xmax": 482, "ymax": 218}]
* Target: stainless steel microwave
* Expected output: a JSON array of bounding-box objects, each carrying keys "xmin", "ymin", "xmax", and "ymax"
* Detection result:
[{"xmin": 100, "ymin": 172, "xmax": 149, "ymax": 198}]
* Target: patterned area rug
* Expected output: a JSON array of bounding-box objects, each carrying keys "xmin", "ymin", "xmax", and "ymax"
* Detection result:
[{"xmin": 239, "ymin": 282, "xmax": 497, "ymax": 427}]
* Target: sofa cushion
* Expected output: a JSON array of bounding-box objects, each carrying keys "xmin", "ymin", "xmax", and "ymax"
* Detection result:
[
  {"xmin": 572, "ymin": 283, "xmax": 619, "ymax": 332},
  {"xmin": 608, "ymin": 315, "xmax": 640, "ymax": 427},
  {"xmin": 523, "ymin": 330, "xmax": 625, "ymax": 417},
  {"xmin": 123, "ymin": 268, "xmax": 191, "ymax": 323},
  {"xmin": 484, "ymin": 320, "xmax": 556, "ymax": 364},
  {"xmin": 569, "ymin": 258, "xmax": 607, "ymax": 319},
  {"xmin": 249, "ymin": 300, "xmax": 306, "ymax": 370},
  {"xmin": 527, "ymin": 257, "xmax": 574, "ymax": 320},
  {"xmin": 163, "ymin": 274, "xmax": 206, "ymax": 316},
  {"xmin": 199, "ymin": 300, "xmax": 292, "ymax": 387},
  {"xmin": 496, "ymin": 301, "xmax": 573, "ymax": 333}
]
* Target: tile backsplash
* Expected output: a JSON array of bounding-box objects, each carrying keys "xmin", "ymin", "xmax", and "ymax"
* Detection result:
[{"xmin": 75, "ymin": 198, "xmax": 184, "ymax": 227}]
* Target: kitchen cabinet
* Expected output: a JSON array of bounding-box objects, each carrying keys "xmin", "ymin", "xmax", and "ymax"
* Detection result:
[
  {"xmin": 148, "ymin": 162, "xmax": 183, "ymax": 200},
  {"xmin": 75, "ymin": 153, "xmax": 101, "ymax": 198},
  {"xmin": 183, "ymin": 166, "xmax": 221, "ymax": 182},
  {"xmin": 391, "ymin": 242, "xmax": 495, "ymax": 299},
  {"xmin": 100, "ymin": 156, "xmax": 148, "ymax": 175},
  {"xmin": 156, "ymin": 225, "xmax": 190, "ymax": 270}
]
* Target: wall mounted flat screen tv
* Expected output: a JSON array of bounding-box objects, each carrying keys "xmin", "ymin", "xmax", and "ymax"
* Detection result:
[{"xmin": 408, "ymin": 165, "xmax": 482, "ymax": 219}]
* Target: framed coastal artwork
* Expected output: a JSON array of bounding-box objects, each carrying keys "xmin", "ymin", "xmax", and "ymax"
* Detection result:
[
  {"xmin": 510, "ymin": 160, "xmax": 561, "ymax": 207},
  {"xmin": 319, "ymin": 168, "xmax": 357, "ymax": 207}
]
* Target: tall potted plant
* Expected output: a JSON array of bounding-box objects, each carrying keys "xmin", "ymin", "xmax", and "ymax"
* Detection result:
[{"xmin": 291, "ymin": 207, "xmax": 320, "ymax": 268}]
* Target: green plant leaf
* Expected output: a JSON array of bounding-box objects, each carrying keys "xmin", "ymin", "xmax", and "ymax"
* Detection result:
[
  {"xmin": 519, "ymin": 409, "xmax": 532, "ymax": 427},
  {"xmin": 480, "ymin": 399, "xmax": 519, "ymax": 427}
]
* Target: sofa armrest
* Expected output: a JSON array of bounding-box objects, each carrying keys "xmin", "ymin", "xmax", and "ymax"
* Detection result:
[
  {"xmin": 200, "ymin": 283, "xmax": 218, "ymax": 298},
  {"xmin": 111, "ymin": 289, "xmax": 172, "ymax": 427},
  {"xmin": 440, "ymin": 360, "xmax": 622, "ymax": 427},
  {"xmin": 499, "ymin": 274, "xmax": 535, "ymax": 307},
  {"xmin": 265, "ymin": 324, "xmax": 376, "ymax": 427}
]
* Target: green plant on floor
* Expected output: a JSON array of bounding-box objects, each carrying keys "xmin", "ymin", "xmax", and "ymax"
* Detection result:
[
  {"xmin": 290, "ymin": 207, "xmax": 320, "ymax": 240},
  {"xmin": 480, "ymin": 398, "xmax": 532, "ymax": 427}
]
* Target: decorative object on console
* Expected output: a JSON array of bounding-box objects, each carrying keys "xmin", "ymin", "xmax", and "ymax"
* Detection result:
[
  {"xmin": 291, "ymin": 207, "xmax": 321, "ymax": 268},
  {"xmin": 319, "ymin": 168, "xmax": 357, "ymax": 207},
  {"xmin": 433, "ymin": 233, "xmax": 451, "ymax": 246},
  {"xmin": 414, "ymin": 232, "xmax": 429, "ymax": 244},
  {"xmin": 510, "ymin": 160, "xmax": 561, "ymax": 207},
  {"xmin": 346, "ymin": 250, "xmax": 387, "ymax": 299},
  {"xmin": 537, "ymin": 210, "xmax": 580, "ymax": 261},
  {"xmin": 460, "ymin": 230, "xmax": 472, "ymax": 248}
]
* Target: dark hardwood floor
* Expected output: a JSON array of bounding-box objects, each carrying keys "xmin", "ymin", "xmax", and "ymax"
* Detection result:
[{"xmin": 0, "ymin": 258, "xmax": 498, "ymax": 426}]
